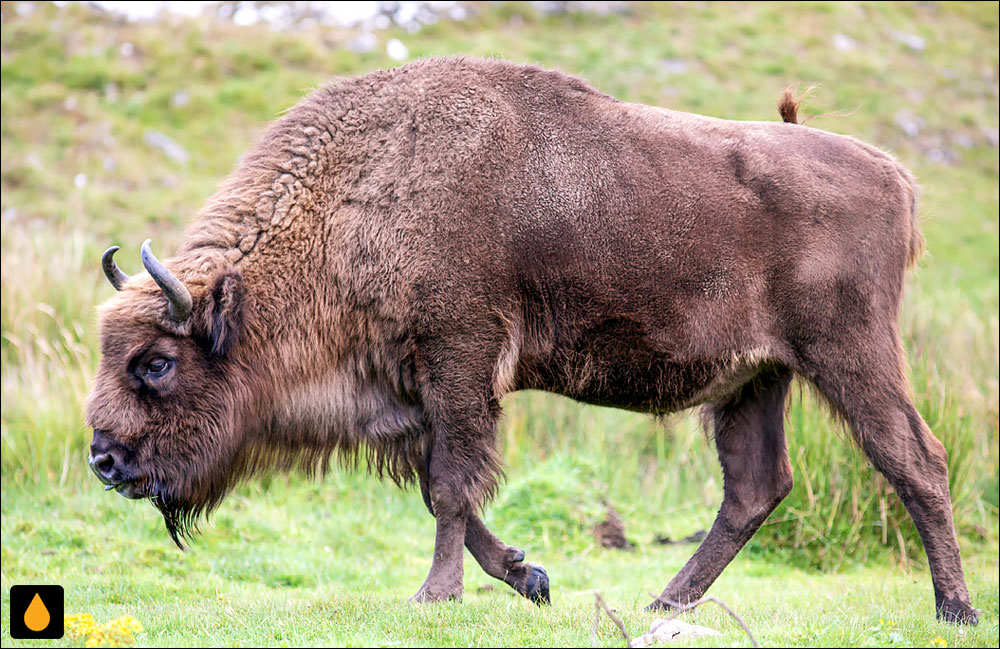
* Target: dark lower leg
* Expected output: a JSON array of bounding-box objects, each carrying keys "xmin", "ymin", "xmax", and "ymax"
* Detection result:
[
  {"xmin": 803, "ymin": 331, "xmax": 977, "ymax": 625},
  {"xmin": 411, "ymin": 476, "xmax": 468, "ymax": 602},
  {"xmin": 859, "ymin": 406, "xmax": 976, "ymax": 624},
  {"xmin": 419, "ymin": 465, "xmax": 550, "ymax": 605},
  {"xmin": 465, "ymin": 513, "xmax": 550, "ymax": 604},
  {"xmin": 650, "ymin": 367, "xmax": 793, "ymax": 610},
  {"xmin": 411, "ymin": 443, "xmax": 472, "ymax": 602}
]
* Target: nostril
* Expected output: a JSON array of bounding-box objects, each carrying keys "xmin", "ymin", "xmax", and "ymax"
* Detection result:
[{"xmin": 91, "ymin": 452, "xmax": 115, "ymax": 478}]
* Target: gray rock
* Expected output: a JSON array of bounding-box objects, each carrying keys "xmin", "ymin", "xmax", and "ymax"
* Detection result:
[
  {"xmin": 386, "ymin": 38, "xmax": 409, "ymax": 62},
  {"xmin": 951, "ymin": 132, "xmax": 974, "ymax": 149},
  {"xmin": 890, "ymin": 29, "xmax": 926, "ymax": 52},
  {"xmin": 143, "ymin": 130, "xmax": 189, "ymax": 163},
  {"xmin": 660, "ymin": 59, "xmax": 690, "ymax": 75},
  {"xmin": 924, "ymin": 147, "xmax": 957, "ymax": 165},
  {"xmin": 982, "ymin": 127, "xmax": 999, "ymax": 148},
  {"xmin": 894, "ymin": 111, "xmax": 924, "ymax": 137},
  {"xmin": 832, "ymin": 33, "xmax": 856, "ymax": 52},
  {"xmin": 347, "ymin": 32, "xmax": 377, "ymax": 54}
]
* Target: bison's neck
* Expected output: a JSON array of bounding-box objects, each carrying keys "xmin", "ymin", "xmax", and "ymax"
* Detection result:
[{"xmin": 255, "ymin": 340, "xmax": 428, "ymax": 484}]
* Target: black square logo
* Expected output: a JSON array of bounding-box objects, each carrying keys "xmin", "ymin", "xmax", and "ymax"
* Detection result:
[{"xmin": 9, "ymin": 585, "xmax": 64, "ymax": 639}]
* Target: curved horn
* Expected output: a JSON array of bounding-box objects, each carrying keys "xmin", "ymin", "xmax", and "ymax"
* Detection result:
[
  {"xmin": 102, "ymin": 246, "xmax": 130, "ymax": 291},
  {"xmin": 141, "ymin": 239, "xmax": 192, "ymax": 322}
]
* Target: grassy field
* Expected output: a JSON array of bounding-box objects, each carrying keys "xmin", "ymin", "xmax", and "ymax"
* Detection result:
[{"xmin": 1, "ymin": 1, "xmax": 997, "ymax": 646}]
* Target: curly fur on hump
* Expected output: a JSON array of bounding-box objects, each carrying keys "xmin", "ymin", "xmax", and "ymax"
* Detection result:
[{"xmin": 90, "ymin": 56, "xmax": 926, "ymax": 544}]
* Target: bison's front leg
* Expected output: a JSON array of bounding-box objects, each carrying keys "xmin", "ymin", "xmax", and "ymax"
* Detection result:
[
  {"xmin": 418, "ymin": 458, "xmax": 550, "ymax": 604},
  {"xmin": 410, "ymin": 454, "xmax": 467, "ymax": 603},
  {"xmin": 410, "ymin": 341, "xmax": 504, "ymax": 603}
]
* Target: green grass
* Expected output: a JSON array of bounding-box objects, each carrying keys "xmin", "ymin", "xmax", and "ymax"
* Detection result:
[
  {"xmin": 1, "ymin": 480, "xmax": 998, "ymax": 647},
  {"xmin": 1, "ymin": 1, "xmax": 998, "ymax": 646}
]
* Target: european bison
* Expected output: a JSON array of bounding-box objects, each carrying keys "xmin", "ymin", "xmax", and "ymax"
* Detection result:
[{"xmin": 87, "ymin": 57, "xmax": 977, "ymax": 623}]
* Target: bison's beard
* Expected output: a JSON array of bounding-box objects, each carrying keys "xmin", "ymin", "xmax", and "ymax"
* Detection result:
[
  {"xmin": 150, "ymin": 488, "xmax": 200, "ymax": 550},
  {"xmin": 146, "ymin": 464, "xmax": 238, "ymax": 550}
]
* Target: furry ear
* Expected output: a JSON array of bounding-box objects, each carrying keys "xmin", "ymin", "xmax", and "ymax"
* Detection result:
[{"xmin": 203, "ymin": 270, "xmax": 245, "ymax": 357}]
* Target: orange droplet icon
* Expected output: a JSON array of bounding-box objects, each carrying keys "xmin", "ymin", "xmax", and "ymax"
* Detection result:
[{"xmin": 24, "ymin": 592, "xmax": 51, "ymax": 632}]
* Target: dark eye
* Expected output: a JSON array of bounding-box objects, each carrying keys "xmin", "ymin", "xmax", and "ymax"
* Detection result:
[{"xmin": 145, "ymin": 357, "xmax": 172, "ymax": 377}]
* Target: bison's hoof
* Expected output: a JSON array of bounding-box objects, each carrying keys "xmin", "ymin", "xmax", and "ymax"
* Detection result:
[
  {"xmin": 937, "ymin": 598, "xmax": 979, "ymax": 625},
  {"xmin": 409, "ymin": 583, "xmax": 463, "ymax": 604},
  {"xmin": 644, "ymin": 594, "xmax": 688, "ymax": 613},
  {"xmin": 525, "ymin": 564, "xmax": 550, "ymax": 605},
  {"xmin": 508, "ymin": 563, "xmax": 549, "ymax": 605}
]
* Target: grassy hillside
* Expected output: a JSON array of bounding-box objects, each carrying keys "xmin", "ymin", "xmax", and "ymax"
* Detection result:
[{"xmin": 1, "ymin": 1, "xmax": 997, "ymax": 646}]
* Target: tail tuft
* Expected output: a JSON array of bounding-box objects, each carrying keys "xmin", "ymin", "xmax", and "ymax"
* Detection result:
[
  {"xmin": 778, "ymin": 86, "xmax": 800, "ymax": 124},
  {"xmin": 778, "ymin": 84, "xmax": 818, "ymax": 125}
]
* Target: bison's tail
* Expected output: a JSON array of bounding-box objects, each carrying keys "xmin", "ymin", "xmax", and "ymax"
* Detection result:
[
  {"xmin": 777, "ymin": 84, "xmax": 819, "ymax": 125},
  {"xmin": 778, "ymin": 86, "xmax": 800, "ymax": 124}
]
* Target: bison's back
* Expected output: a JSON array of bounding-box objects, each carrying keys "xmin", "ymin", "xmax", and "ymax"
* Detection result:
[{"xmin": 257, "ymin": 58, "xmax": 921, "ymax": 411}]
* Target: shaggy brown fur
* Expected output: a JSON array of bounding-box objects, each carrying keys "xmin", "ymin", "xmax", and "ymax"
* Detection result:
[{"xmin": 87, "ymin": 57, "xmax": 974, "ymax": 622}]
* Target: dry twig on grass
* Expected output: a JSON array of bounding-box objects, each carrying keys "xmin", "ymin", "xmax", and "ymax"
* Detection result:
[
  {"xmin": 591, "ymin": 591, "xmax": 759, "ymax": 648},
  {"xmin": 593, "ymin": 592, "xmax": 632, "ymax": 646}
]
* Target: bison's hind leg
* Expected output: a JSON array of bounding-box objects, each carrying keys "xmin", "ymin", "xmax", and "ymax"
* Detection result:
[
  {"xmin": 650, "ymin": 364, "xmax": 794, "ymax": 610},
  {"xmin": 798, "ymin": 331, "xmax": 977, "ymax": 624}
]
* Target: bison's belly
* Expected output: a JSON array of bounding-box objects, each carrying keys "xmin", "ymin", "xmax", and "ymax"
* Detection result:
[{"xmin": 515, "ymin": 340, "xmax": 755, "ymax": 414}]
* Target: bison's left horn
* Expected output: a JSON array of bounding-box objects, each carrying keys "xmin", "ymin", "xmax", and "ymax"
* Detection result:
[
  {"xmin": 102, "ymin": 246, "xmax": 130, "ymax": 291},
  {"xmin": 141, "ymin": 239, "xmax": 193, "ymax": 322}
]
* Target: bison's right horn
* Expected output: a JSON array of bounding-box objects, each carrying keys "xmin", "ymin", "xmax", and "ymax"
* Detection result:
[
  {"xmin": 102, "ymin": 246, "xmax": 131, "ymax": 291},
  {"xmin": 141, "ymin": 239, "xmax": 192, "ymax": 322}
]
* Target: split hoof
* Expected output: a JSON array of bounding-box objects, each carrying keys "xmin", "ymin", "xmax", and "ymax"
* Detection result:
[
  {"xmin": 409, "ymin": 583, "xmax": 463, "ymax": 603},
  {"xmin": 644, "ymin": 594, "xmax": 689, "ymax": 613},
  {"xmin": 506, "ymin": 563, "xmax": 550, "ymax": 605},
  {"xmin": 937, "ymin": 598, "xmax": 979, "ymax": 625},
  {"xmin": 523, "ymin": 564, "xmax": 550, "ymax": 605}
]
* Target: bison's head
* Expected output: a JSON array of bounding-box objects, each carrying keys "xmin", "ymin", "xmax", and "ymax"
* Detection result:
[{"xmin": 86, "ymin": 241, "xmax": 254, "ymax": 547}]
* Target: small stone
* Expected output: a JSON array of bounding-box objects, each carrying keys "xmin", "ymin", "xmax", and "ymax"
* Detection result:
[
  {"xmin": 951, "ymin": 132, "xmax": 974, "ymax": 149},
  {"xmin": 894, "ymin": 111, "xmax": 924, "ymax": 137},
  {"xmin": 348, "ymin": 32, "xmax": 376, "ymax": 54},
  {"xmin": 386, "ymin": 38, "xmax": 408, "ymax": 61},
  {"xmin": 660, "ymin": 59, "xmax": 690, "ymax": 74},
  {"xmin": 889, "ymin": 29, "xmax": 926, "ymax": 52},
  {"xmin": 924, "ymin": 147, "xmax": 957, "ymax": 165},
  {"xmin": 832, "ymin": 33, "xmax": 856, "ymax": 52},
  {"xmin": 981, "ymin": 127, "xmax": 999, "ymax": 148},
  {"xmin": 143, "ymin": 129, "xmax": 189, "ymax": 163},
  {"xmin": 171, "ymin": 90, "xmax": 190, "ymax": 108},
  {"xmin": 74, "ymin": 173, "xmax": 87, "ymax": 188}
]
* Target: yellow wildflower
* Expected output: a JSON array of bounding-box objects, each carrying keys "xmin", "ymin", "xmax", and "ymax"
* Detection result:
[{"xmin": 64, "ymin": 613, "xmax": 144, "ymax": 647}]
